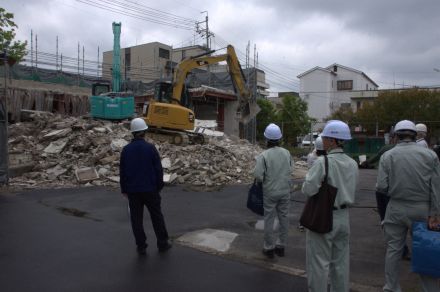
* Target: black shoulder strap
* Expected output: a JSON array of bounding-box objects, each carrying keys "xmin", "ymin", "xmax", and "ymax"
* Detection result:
[{"xmin": 324, "ymin": 155, "xmax": 329, "ymax": 183}]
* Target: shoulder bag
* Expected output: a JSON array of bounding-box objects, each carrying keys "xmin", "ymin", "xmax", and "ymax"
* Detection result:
[{"xmin": 299, "ymin": 155, "xmax": 338, "ymax": 233}]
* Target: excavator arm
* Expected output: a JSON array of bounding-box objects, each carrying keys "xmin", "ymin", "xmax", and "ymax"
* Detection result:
[{"xmin": 171, "ymin": 45, "xmax": 258, "ymax": 123}]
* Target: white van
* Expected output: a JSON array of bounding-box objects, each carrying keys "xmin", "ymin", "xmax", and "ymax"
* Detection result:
[{"xmin": 301, "ymin": 132, "xmax": 320, "ymax": 148}]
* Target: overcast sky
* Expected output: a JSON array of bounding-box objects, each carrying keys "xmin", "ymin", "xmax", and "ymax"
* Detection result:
[{"xmin": 3, "ymin": 0, "xmax": 440, "ymax": 93}]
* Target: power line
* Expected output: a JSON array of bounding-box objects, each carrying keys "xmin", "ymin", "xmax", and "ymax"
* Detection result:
[{"xmin": 75, "ymin": 0, "xmax": 196, "ymax": 30}]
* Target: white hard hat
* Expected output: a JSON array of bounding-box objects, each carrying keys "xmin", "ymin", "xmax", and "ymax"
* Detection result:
[
  {"xmin": 321, "ymin": 120, "xmax": 351, "ymax": 140},
  {"xmin": 264, "ymin": 123, "xmax": 282, "ymax": 140},
  {"xmin": 415, "ymin": 123, "xmax": 427, "ymax": 133},
  {"xmin": 394, "ymin": 120, "xmax": 416, "ymax": 133},
  {"xmin": 130, "ymin": 118, "xmax": 148, "ymax": 132},
  {"xmin": 314, "ymin": 136, "xmax": 324, "ymax": 151}
]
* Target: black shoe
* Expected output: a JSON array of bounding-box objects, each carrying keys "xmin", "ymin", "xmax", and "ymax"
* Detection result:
[
  {"xmin": 262, "ymin": 249, "xmax": 275, "ymax": 259},
  {"xmin": 274, "ymin": 246, "xmax": 285, "ymax": 257},
  {"xmin": 158, "ymin": 242, "xmax": 172, "ymax": 253},
  {"xmin": 137, "ymin": 246, "xmax": 146, "ymax": 255}
]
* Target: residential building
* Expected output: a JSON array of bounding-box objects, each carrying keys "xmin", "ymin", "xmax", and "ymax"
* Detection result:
[
  {"xmin": 102, "ymin": 42, "xmax": 173, "ymax": 85},
  {"xmin": 171, "ymin": 45, "xmax": 209, "ymax": 63},
  {"xmin": 297, "ymin": 63, "xmax": 378, "ymax": 130}
]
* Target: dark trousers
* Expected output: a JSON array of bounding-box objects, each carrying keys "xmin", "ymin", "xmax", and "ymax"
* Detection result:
[{"xmin": 127, "ymin": 192, "xmax": 169, "ymax": 249}]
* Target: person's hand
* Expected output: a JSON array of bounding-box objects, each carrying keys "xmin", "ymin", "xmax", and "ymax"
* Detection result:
[{"xmin": 428, "ymin": 216, "xmax": 440, "ymax": 231}]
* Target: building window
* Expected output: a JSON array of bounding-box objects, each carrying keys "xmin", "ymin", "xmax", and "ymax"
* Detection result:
[
  {"xmin": 366, "ymin": 83, "xmax": 368, "ymax": 90},
  {"xmin": 337, "ymin": 80, "xmax": 353, "ymax": 90},
  {"xmin": 182, "ymin": 50, "xmax": 186, "ymax": 60},
  {"xmin": 125, "ymin": 48, "xmax": 131, "ymax": 71},
  {"xmin": 159, "ymin": 48, "xmax": 170, "ymax": 59},
  {"xmin": 357, "ymin": 101, "xmax": 361, "ymax": 110}
]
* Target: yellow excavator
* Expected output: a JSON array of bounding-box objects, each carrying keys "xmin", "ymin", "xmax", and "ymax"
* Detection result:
[{"xmin": 143, "ymin": 45, "xmax": 259, "ymax": 144}]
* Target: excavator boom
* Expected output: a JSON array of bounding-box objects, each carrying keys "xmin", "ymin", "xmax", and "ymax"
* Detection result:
[{"xmin": 144, "ymin": 44, "xmax": 259, "ymax": 144}]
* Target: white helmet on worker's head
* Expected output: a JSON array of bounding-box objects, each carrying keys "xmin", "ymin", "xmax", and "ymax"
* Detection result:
[
  {"xmin": 130, "ymin": 118, "xmax": 148, "ymax": 133},
  {"xmin": 264, "ymin": 123, "xmax": 282, "ymax": 140},
  {"xmin": 314, "ymin": 136, "xmax": 324, "ymax": 151},
  {"xmin": 394, "ymin": 120, "xmax": 416, "ymax": 134},
  {"xmin": 415, "ymin": 123, "xmax": 427, "ymax": 133},
  {"xmin": 321, "ymin": 120, "xmax": 351, "ymax": 140}
]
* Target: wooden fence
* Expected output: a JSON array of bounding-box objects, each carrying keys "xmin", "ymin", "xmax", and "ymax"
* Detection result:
[{"xmin": 6, "ymin": 87, "xmax": 89, "ymax": 122}]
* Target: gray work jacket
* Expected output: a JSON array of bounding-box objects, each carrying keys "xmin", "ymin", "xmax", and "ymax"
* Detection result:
[
  {"xmin": 253, "ymin": 146, "xmax": 293, "ymax": 197},
  {"xmin": 302, "ymin": 148, "xmax": 358, "ymax": 208},
  {"xmin": 377, "ymin": 141, "xmax": 440, "ymax": 216}
]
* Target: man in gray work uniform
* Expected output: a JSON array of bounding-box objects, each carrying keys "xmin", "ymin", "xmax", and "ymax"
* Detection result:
[
  {"xmin": 377, "ymin": 119, "xmax": 440, "ymax": 292},
  {"xmin": 302, "ymin": 120, "xmax": 358, "ymax": 292},
  {"xmin": 254, "ymin": 123, "xmax": 293, "ymax": 259}
]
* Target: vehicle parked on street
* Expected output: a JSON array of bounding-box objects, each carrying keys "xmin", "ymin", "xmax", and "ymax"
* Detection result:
[{"xmin": 301, "ymin": 132, "xmax": 319, "ymax": 148}]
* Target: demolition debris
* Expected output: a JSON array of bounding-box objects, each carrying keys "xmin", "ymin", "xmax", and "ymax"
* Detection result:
[{"xmin": 7, "ymin": 111, "xmax": 307, "ymax": 190}]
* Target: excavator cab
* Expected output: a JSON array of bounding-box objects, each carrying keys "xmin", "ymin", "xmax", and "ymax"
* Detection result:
[
  {"xmin": 154, "ymin": 82, "xmax": 173, "ymax": 103},
  {"xmin": 92, "ymin": 82, "xmax": 111, "ymax": 96},
  {"xmin": 154, "ymin": 81, "xmax": 191, "ymax": 108}
]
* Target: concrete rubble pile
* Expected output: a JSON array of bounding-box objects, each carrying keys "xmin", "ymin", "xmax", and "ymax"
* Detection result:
[{"xmin": 7, "ymin": 112, "xmax": 308, "ymax": 190}]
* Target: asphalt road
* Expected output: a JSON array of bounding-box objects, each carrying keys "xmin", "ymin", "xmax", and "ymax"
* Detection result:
[
  {"xmin": 0, "ymin": 169, "xmax": 424, "ymax": 291},
  {"xmin": 0, "ymin": 186, "xmax": 307, "ymax": 292}
]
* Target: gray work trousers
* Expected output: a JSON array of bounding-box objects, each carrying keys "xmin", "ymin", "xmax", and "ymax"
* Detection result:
[
  {"xmin": 306, "ymin": 209, "xmax": 350, "ymax": 292},
  {"xmin": 263, "ymin": 193, "xmax": 289, "ymax": 250},
  {"xmin": 383, "ymin": 199, "xmax": 440, "ymax": 292}
]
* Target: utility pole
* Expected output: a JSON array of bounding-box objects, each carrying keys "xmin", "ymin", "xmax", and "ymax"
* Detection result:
[
  {"xmin": 82, "ymin": 45, "xmax": 85, "ymax": 77},
  {"xmin": 196, "ymin": 11, "xmax": 212, "ymax": 50},
  {"xmin": 35, "ymin": 34, "xmax": 38, "ymax": 69},
  {"xmin": 30, "ymin": 30, "xmax": 33, "ymax": 70},
  {"xmin": 196, "ymin": 11, "xmax": 213, "ymax": 86},
  {"xmin": 97, "ymin": 46, "xmax": 100, "ymax": 77},
  {"xmin": 77, "ymin": 42, "xmax": 80, "ymax": 86},
  {"xmin": 56, "ymin": 36, "xmax": 58, "ymax": 71}
]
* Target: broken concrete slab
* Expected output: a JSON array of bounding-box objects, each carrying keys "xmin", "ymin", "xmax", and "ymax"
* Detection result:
[
  {"xmin": 9, "ymin": 152, "xmax": 33, "ymax": 166},
  {"xmin": 92, "ymin": 127, "xmax": 107, "ymax": 133},
  {"xmin": 177, "ymin": 228, "xmax": 238, "ymax": 253},
  {"xmin": 163, "ymin": 173, "xmax": 178, "ymax": 184},
  {"xmin": 8, "ymin": 163, "xmax": 36, "ymax": 178},
  {"xmin": 161, "ymin": 157, "xmax": 171, "ymax": 169},
  {"xmin": 97, "ymin": 167, "xmax": 110, "ymax": 176},
  {"xmin": 107, "ymin": 176, "xmax": 120, "ymax": 183},
  {"xmin": 43, "ymin": 138, "xmax": 69, "ymax": 154},
  {"xmin": 46, "ymin": 165, "xmax": 68, "ymax": 179},
  {"xmin": 42, "ymin": 128, "xmax": 72, "ymax": 140},
  {"xmin": 75, "ymin": 167, "xmax": 99, "ymax": 182},
  {"xmin": 110, "ymin": 138, "xmax": 128, "ymax": 151},
  {"xmin": 99, "ymin": 155, "xmax": 118, "ymax": 165}
]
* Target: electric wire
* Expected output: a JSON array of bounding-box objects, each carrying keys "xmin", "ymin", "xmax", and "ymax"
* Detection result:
[{"xmin": 75, "ymin": 0, "xmax": 196, "ymax": 30}]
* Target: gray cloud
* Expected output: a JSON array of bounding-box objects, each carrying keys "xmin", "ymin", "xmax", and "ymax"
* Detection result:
[{"xmin": 2, "ymin": 0, "xmax": 440, "ymax": 91}]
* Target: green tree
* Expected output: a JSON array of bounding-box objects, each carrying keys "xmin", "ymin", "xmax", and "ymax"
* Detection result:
[
  {"xmin": 277, "ymin": 94, "xmax": 311, "ymax": 145},
  {"xmin": 256, "ymin": 97, "xmax": 277, "ymax": 141},
  {"xmin": 0, "ymin": 7, "xmax": 27, "ymax": 65},
  {"xmin": 355, "ymin": 89, "xmax": 440, "ymax": 134},
  {"xmin": 328, "ymin": 106, "xmax": 358, "ymax": 125}
]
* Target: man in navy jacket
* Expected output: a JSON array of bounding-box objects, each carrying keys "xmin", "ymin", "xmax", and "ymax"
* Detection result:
[{"xmin": 120, "ymin": 118, "xmax": 171, "ymax": 255}]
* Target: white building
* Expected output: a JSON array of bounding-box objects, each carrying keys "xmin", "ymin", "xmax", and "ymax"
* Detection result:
[{"xmin": 297, "ymin": 63, "xmax": 378, "ymax": 130}]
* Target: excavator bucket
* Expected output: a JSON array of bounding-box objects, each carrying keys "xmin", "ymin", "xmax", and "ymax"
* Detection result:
[{"xmin": 239, "ymin": 100, "xmax": 261, "ymax": 124}]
